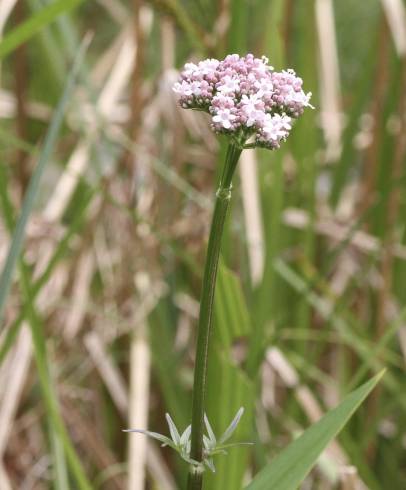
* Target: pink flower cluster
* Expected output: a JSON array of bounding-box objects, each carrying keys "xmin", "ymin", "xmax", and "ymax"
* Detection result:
[{"xmin": 173, "ymin": 54, "xmax": 313, "ymax": 150}]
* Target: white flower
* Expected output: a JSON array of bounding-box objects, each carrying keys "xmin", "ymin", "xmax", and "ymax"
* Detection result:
[
  {"xmin": 241, "ymin": 93, "xmax": 262, "ymax": 105},
  {"xmin": 173, "ymin": 81, "xmax": 186, "ymax": 94},
  {"xmin": 198, "ymin": 58, "xmax": 220, "ymax": 75},
  {"xmin": 217, "ymin": 75, "xmax": 240, "ymax": 94},
  {"xmin": 240, "ymin": 94, "xmax": 265, "ymax": 127},
  {"xmin": 182, "ymin": 62, "xmax": 199, "ymax": 77},
  {"xmin": 173, "ymin": 80, "xmax": 202, "ymax": 97},
  {"xmin": 212, "ymin": 108, "xmax": 236, "ymax": 129},
  {"xmin": 261, "ymin": 113, "xmax": 292, "ymax": 141},
  {"xmin": 254, "ymin": 77, "xmax": 274, "ymax": 97},
  {"xmin": 189, "ymin": 81, "xmax": 202, "ymax": 96},
  {"xmin": 212, "ymin": 93, "xmax": 235, "ymax": 108},
  {"xmin": 288, "ymin": 90, "xmax": 314, "ymax": 108}
]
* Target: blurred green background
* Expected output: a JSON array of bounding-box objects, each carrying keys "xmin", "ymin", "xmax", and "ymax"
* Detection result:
[{"xmin": 0, "ymin": 0, "xmax": 406, "ymax": 488}]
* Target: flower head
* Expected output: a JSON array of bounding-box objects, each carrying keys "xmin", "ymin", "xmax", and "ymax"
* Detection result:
[{"xmin": 173, "ymin": 54, "xmax": 313, "ymax": 150}]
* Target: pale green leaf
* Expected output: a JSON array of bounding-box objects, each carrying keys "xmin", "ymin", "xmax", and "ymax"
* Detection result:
[
  {"xmin": 0, "ymin": 35, "xmax": 89, "ymax": 328},
  {"xmin": 245, "ymin": 372, "xmax": 384, "ymax": 490},
  {"xmin": 165, "ymin": 413, "xmax": 181, "ymax": 446},
  {"xmin": 0, "ymin": 0, "xmax": 85, "ymax": 59}
]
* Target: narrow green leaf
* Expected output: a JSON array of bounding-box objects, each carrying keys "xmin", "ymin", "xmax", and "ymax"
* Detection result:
[
  {"xmin": 214, "ymin": 261, "xmax": 251, "ymax": 346},
  {"xmin": 245, "ymin": 371, "xmax": 384, "ymax": 490},
  {"xmin": 0, "ymin": 187, "xmax": 94, "ymax": 368},
  {"xmin": 204, "ymin": 414, "xmax": 217, "ymax": 445},
  {"xmin": 20, "ymin": 267, "xmax": 92, "ymax": 490},
  {"xmin": 49, "ymin": 390, "xmax": 69, "ymax": 490},
  {"xmin": 274, "ymin": 259, "xmax": 406, "ymax": 408},
  {"xmin": 0, "ymin": 35, "xmax": 89, "ymax": 327},
  {"xmin": 123, "ymin": 429, "xmax": 176, "ymax": 449},
  {"xmin": 166, "ymin": 413, "xmax": 181, "ymax": 446},
  {"xmin": 180, "ymin": 425, "xmax": 192, "ymax": 446},
  {"xmin": 218, "ymin": 407, "xmax": 244, "ymax": 445},
  {"xmin": 149, "ymin": 0, "xmax": 205, "ymax": 53},
  {"xmin": 0, "ymin": 0, "xmax": 85, "ymax": 59},
  {"xmin": 0, "ymin": 120, "xmax": 92, "ymax": 490}
]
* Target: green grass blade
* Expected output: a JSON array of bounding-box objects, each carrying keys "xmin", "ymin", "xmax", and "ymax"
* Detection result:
[
  {"xmin": 0, "ymin": 129, "xmax": 37, "ymax": 156},
  {"xmin": 228, "ymin": 0, "xmax": 247, "ymax": 53},
  {"xmin": 0, "ymin": 144, "xmax": 93, "ymax": 490},
  {"xmin": 150, "ymin": 0, "xmax": 206, "ymax": 53},
  {"xmin": 0, "ymin": 186, "xmax": 93, "ymax": 367},
  {"xmin": 0, "ymin": 0, "xmax": 85, "ymax": 59},
  {"xmin": 263, "ymin": 0, "xmax": 285, "ymax": 70},
  {"xmin": 247, "ymin": 1, "xmax": 287, "ymax": 375},
  {"xmin": 274, "ymin": 259, "xmax": 406, "ymax": 407},
  {"xmin": 245, "ymin": 372, "xmax": 384, "ymax": 490},
  {"xmin": 20, "ymin": 267, "xmax": 93, "ymax": 490},
  {"xmin": 0, "ymin": 36, "xmax": 88, "ymax": 328},
  {"xmin": 27, "ymin": 0, "xmax": 68, "ymax": 86},
  {"xmin": 50, "ymin": 413, "xmax": 70, "ymax": 490}
]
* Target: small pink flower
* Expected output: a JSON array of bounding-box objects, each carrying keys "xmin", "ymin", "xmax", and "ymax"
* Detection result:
[
  {"xmin": 198, "ymin": 58, "xmax": 220, "ymax": 76},
  {"xmin": 217, "ymin": 75, "xmax": 241, "ymax": 95},
  {"xmin": 240, "ymin": 94, "xmax": 265, "ymax": 127},
  {"xmin": 212, "ymin": 94, "xmax": 235, "ymax": 109},
  {"xmin": 212, "ymin": 108, "xmax": 237, "ymax": 129},
  {"xmin": 172, "ymin": 80, "xmax": 189, "ymax": 95},
  {"xmin": 257, "ymin": 113, "xmax": 292, "ymax": 149},
  {"xmin": 182, "ymin": 62, "xmax": 199, "ymax": 78}
]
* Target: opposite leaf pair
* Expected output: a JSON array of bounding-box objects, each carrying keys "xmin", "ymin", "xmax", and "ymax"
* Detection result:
[{"xmin": 124, "ymin": 407, "xmax": 252, "ymax": 473}]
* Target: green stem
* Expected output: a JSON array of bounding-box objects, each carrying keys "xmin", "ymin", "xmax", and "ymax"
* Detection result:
[{"xmin": 187, "ymin": 144, "xmax": 242, "ymax": 490}]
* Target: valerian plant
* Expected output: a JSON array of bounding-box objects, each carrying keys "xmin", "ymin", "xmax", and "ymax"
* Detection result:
[{"xmin": 125, "ymin": 53, "xmax": 313, "ymax": 490}]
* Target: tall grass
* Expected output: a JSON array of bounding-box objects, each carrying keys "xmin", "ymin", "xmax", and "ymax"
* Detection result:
[{"xmin": 0, "ymin": 0, "xmax": 405, "ymax": 488}]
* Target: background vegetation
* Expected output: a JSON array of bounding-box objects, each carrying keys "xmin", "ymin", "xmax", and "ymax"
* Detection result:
[{"xmin": 0, "ymin": 0, "xmax": 406, "ymax": 488}]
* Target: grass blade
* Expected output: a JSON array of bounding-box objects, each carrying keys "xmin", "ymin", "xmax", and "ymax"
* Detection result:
[
  {"xmin": 245, "ymin": 371, "xmax": 384, "ymax": 490},
  {"xmin": 19, "ymin": 267, "xmax": 93, "ymax": 490},
  {"xmin": 0, "ymin": 186, "xmax": 94, "ymax": 367},
  {"xmin": 0, "ymin": 0, "xmax": 85, "ymax": 59},
  {"xmin": 0, "ymin": 35, "xmax": 89, "ymax": 328}
]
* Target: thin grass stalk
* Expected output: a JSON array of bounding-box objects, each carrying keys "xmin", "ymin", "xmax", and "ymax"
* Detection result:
[
  {"xmin": 187, "ymin": 143, "xmax": 241, "ymax": 490},
  {"xmin": 0, "ymin": 185, "xmax": 94, "ymax": 367},
  {"xmin": 19, "ymin": 266, "xmax": 93, "ymax": 490},
  {"xmin": 0, "ymin": 0, "xmax": 84, "ymax": 59},
  {"xmin": 0, "ymin": 35, "xmax": 88, "ymax": 327},
  {"xmin": 13, "ymin": 0, "xmax": 30, "ymax": 194},
  {"xmin": 0, "ymin": 161, "xmax": 92, "ymax": 489},
  {"xmin": 149, "ymin": 0, "xmax": 207, "ymax": 53}
]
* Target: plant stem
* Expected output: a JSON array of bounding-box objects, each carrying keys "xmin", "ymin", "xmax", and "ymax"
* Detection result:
[{"xmin": 187, "ymin": 143, "xmax": 242, "ymax": 490}]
